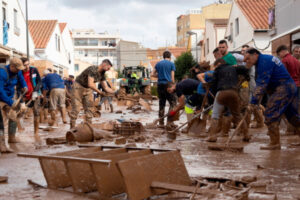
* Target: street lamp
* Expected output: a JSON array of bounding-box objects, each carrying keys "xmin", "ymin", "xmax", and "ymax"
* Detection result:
[
  {"xmin": 186, "ymin": 31, "xmax": 198, "ymax": 62},
  {"xmin": 25, "ymin": 0, "xmax": 29, "ymax": 59}
]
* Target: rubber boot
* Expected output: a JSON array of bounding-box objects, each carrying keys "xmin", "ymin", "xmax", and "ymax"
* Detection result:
[
  {"xmin": 241, "ymin": 121, "xmax": 251, "ymax": 142},
  {"xmin": 61, "ymin": 108, "xmax": 67, "ymax": 124},
  {"xmin": 0, "ymin": 134, "xmax": 14, "ymax": 153},
  {"xmin": 206, "ymin": 119, "xmax": 219, "ymax": 142},
  {"xmin": 285, "ymin": 122, "xmax": 295, "ymax": 135},
  {"xmin": 110, "ymin": 104, "xmax": 113, "ymax": 113},
  {"xmin": 48, "ymin": 111, "xmax": 57, "ymax": 126},
  {"xmin": 260, "ymin": 122, "xmax": 281, "ymax": 150},
  {"xmin": 158, "ymin": 109, "xmax": 165, "ymax": 128},
  {"xmin": 253, "ymin": 107, "xmax": 264, "ymax": 128},
  {"xmin": 70, "ymin": 120, "xmax": 76, "ymax": 129},
  {"xmin": 216, "ymin": 116, "xmax": 223, "ymax": 133},
  {"xmin": 39, "ymin": 109, "xmax": 45, "ymax": 123},
  {"xmin": 221, "ymin": 116, "xmax": 232, "ymax": 137},
  {"xmin": 8, "ymin": 120, "xmax": 19, "ymax": 143},
  {"xmin": 33, "ymin": 117, "xmax": 41, "ymax": 143},
  {"xmin": 44, "ymin": 108, "xmax": 48, "ymax": 122}
]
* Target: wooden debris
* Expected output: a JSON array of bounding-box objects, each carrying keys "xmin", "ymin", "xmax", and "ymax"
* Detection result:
[
  {"xmin": 115, "ymin": 137, "xmax": 126, "ymax": 145},
  {"xmin": 0, "ymin": 176, "xmax": 8, "ymax": 183},
  {"xmin": 46, "ymin": 137, "xmax": 67, "ymax": 145}
]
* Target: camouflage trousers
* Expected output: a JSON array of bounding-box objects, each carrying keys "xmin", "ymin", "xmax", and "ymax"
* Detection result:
[
  {"xmin": 265, "ymin": 83, "xmax": 300, "ymax": 126},
  {"xmin": 69, "ymin": 82, "xmax": 94, "ymax": 124}
]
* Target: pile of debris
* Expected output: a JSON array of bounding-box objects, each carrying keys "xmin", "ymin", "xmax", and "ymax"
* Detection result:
[{"xmin": 18, "ymin": 145, "xmax": 277, "ymax": 200}]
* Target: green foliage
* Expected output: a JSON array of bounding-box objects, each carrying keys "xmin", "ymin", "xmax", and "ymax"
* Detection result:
[
  {"xmin": 174, "ymin": 52, "xmax": 197, "ymax": 81},
  {"xmin": 117, "ymin": 69, "xmax": 124, "ymax": 78},
  {"xmin": 151, "ymin": 85, "xmax": 158, "ymax": 96}
]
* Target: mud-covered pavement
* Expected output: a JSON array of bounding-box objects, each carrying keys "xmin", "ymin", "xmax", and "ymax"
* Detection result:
[{"xmin": 0, "ymin": 100, "xmax": 300, "ymax": 200}]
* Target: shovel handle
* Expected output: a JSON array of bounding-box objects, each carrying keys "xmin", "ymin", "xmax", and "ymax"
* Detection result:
[
  {"xmin": 169, "ymin": 105, "xmax": 213, "ymax": 133},
  {"xmin": 225, "ymin": 109, "xmax": 249, "ymax": 147}
]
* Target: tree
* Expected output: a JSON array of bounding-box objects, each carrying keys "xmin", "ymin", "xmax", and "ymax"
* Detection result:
[{"xmin": 174, "ymin": 52, "xmax": 197, "ymax": 81}]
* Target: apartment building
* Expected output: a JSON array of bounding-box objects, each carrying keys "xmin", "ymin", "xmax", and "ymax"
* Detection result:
[{"xmin": 72, "ymin": 29, "xmax": 120, "ymax": 67}]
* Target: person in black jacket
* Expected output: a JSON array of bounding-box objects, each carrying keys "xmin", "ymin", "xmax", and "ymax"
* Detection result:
[
  {"xmin": 20, "ymin": 58, "xmax": 42, "ymax": 142},
  {"xmin": 207, "ymin": 58, "xmax": 250, "ymax": 143}
]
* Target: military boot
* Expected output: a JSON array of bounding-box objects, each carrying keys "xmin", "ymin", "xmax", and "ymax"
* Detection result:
[
  {"xmin": 206, "ymin": 119, "xmax": 219, "ymax": 142},
  {"xmin": 0, "ymin": 134, "xmax": 14, "ymax": 153},
  {"xmin": 110, "ymin": 104, "xmax": 113, "ymax": 113},
  {"xmin": 260, "ymin": 122, "xmax": 281, "ymax": 150}
]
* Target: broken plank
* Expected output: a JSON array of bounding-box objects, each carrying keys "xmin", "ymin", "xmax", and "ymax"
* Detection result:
[
  {"xmin": 151, "ymin": 181, "xmax": 219, "ymax": 196},
  {"xmin": 77, "ymin": 144, "xmax": 178, "ymax": 152},
  {"xmin": 117, "ymin": 151, "xmax": 191, "ymax": 200}
]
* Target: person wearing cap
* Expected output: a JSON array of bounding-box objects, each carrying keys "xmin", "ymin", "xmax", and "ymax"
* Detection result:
[
  {"xmin": 0, "ymin": 57, "xmax": 28, "ymax": 153},
  {"xmin": 19, "ymin": 57, "xmax": 42, "ymax": 142}
]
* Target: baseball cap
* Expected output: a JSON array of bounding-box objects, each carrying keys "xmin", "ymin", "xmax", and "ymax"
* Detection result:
[{"xmin": 10, "ymin": 57, "xmax": 25, "ymax": 70}]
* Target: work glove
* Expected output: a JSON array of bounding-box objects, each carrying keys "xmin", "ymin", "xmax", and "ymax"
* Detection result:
[
  {"xmin": 32, "ymin": 91, "xmax": 38, "ymax": 100},
  {"xmin": 11, "ymin": 100, "xmax": 19, "ymax": 110},
  {"xmin": 19, "ymin": 102, "xmax": 27, "ymax": 113},
  {"xmin": 168, "ymin": 110, "xmax": 177, "ymax": 117}
]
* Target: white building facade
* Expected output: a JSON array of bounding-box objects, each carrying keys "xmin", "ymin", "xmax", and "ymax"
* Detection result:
[
  {"xmin": 224, "ymin": 0, "xmax": 274, "ymax": 54},
  {"xmin": 72, "ymin": 29, "xmax": 120, "ymax": 68},
  {"xmin": 29, "ymin": 20, "xmax": 73, "ymax": 76},
  {"xmin": 0, "ymin": 0, "xmax": 34, "ymax": 63},
  {"xmin": 203, "ymin": 19, "xmax": 228, "ymax": 63}
]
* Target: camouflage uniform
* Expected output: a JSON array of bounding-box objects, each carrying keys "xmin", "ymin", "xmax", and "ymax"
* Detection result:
[{"xmin": 69, "ymin": 66, "xmax": 105, "ymax": 128}]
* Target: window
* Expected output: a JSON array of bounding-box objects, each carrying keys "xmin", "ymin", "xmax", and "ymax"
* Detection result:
[
  {"xmin": 88, "ymin": 39, "xmax": 98, "ymax": 46},
  {"xmin": 229, "ymin": 23, "xmax": 233, "ymax": 42},
  {"xmin": 58, "ymin": 36, "xmax": 60, "ymax": 52},
  {"xmin": 55, "ymin": 34, "xmax": 60, "ymax": 52},
  {"xmin": 206, "ymin": 38, "xmax": 209, "ymax": 54},
  {"xmin": 74, "ymin": 39, "xmax": 88, "ymax": 46},
  {"xmin": 14, "ymin": 9, "xmax": 18, "ymax": 28},
  {"xmin": 235, "ymin": 18, "xmax": 239, "ymax": 36},
  {"xmin": 74, "ymin": 64, "xmax": 79, "ymax": 71},
  {"xmin": 101, "ymin": 40, "xmax": 108, "ymax": 46}
]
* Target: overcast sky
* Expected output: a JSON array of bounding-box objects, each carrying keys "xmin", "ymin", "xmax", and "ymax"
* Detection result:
[{"xmin": 20, "ymin": 0, "xmax": 216, "ymax": 49}]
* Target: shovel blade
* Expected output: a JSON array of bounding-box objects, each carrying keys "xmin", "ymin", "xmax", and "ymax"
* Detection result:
[{"xmin": 188, "ymin": 117, "xmax": 206, "ymax": 137}]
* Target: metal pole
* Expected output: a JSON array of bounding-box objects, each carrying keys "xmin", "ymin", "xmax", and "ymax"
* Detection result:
[
  {"xmin": 195, "ymin": 34, "xmax": 198, "ymax": 62},
  {"xmin": 25, "ymin": 0, "xmax": 29, "ymax": 59}
]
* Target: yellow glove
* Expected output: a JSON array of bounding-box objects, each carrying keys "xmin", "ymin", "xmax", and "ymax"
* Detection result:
[{"xmin": 241, "ymin": 81, "xmax": 249, "ymax": 88}]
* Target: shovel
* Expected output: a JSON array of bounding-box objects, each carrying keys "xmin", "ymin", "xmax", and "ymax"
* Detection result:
[
  {"xmin": 167, "ymin": 105, "xmax": 213, "ymax": 140},
  {"xmin": 146, "ymin": 113, "xmax": 169, "ymax": 128},
  {"xmin": 188, "ymin": 88, "xmax": 211, "ymax": 137},
  {"xmin": 207, "ymin": 109, "xmax": 249, "ymax": 152}
]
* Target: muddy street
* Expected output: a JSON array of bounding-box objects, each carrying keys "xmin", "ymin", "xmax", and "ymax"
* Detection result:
[{"xmin": 0, "ymin": 101, "xmax": 300, "ymax": 200}]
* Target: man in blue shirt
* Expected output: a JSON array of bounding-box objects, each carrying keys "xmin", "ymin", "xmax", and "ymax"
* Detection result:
[
  {"xmin": 0, "ymin": 58, "xmax": 27, "ymax": 153},
  {"xmin": 43, "ymin": 72, "xmax": 66, "ymax": 126},
  {"xmin": 152, "ymin": 51, "xmax": 177, "ymax": 127},
  {"xmin": 244, "ymin": 48, "xmax": 300, "ymax": 150}
]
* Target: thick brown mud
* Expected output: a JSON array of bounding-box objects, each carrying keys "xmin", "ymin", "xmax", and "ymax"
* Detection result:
[{"xmin": 0, "ymin": 101, "xmax": 299, "ymax": 199}]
